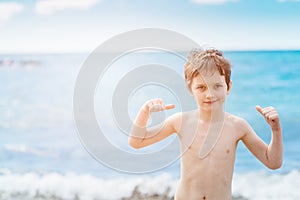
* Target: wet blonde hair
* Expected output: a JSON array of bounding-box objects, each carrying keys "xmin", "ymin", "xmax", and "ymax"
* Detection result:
[{"xmin": 184, "ymin": 48, "xmax": 231, "ymax": 92}]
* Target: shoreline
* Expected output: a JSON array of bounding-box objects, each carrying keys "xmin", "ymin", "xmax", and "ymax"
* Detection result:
[
  {"xmin": 1, "ymin": 170, "xmax": 300, "ymax": 200},
  {"xmin": 0, "ymin": 189, "xmax": 249, "ymax": 200},
  {"xmin": 122, "ymin": 186, "xmax": 248, "ymax": 200}
]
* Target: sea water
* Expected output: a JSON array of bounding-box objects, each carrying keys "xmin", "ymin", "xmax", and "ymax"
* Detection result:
[{"xmin": 0, "ymin": 50, "xmax": 299, "ymax": 199}]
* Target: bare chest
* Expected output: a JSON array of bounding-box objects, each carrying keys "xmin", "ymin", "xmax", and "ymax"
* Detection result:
[{"xmin": 180, "ymin": 122, "xmax": 239, "ymax": 158}]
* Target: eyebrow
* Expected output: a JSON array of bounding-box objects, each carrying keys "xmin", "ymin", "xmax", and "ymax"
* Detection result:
[
  {"xmin": 194, "ymin": 82, "xmax": 223, "ymax": 86},
  {"xmin": 194, "ymin": 83, "xmax": 206, "ymax": 87}
]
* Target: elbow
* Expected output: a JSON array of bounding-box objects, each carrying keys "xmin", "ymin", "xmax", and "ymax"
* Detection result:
[
  {"xmin": 128, "ymin": 137, "xmax": 143, "ymax": 149},
  {"xmin": 270, "ymin": 163, "xmax": 282, "ymax": 170},
  {"xmin": 267, "ymin": 160, "xmax": 282, "ymax": 170}
]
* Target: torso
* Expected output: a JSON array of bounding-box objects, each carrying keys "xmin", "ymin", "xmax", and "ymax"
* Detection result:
[{"xmin": 174, "ymin": 111, "xmax": 245, "ymax": 200}]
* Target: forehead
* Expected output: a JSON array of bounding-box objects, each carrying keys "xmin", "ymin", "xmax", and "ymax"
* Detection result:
[{"xmin": 192, "ymin": 72, "xmax": 226, "ymax": 85}]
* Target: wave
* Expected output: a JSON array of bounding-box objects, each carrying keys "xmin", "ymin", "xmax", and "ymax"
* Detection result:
[
  {"xmin": 0, "ymin": 169, "xmax": 300, "ymax": 200},
  {"xmin": 232, "ymin": 170, "xmax": 300, "ymax": 200},
  {"xmin": 0, "ymin": 170, "xmax": 176, "ymax": 200}
]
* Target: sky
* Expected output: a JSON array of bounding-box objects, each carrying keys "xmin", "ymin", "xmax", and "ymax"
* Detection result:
[{"xmin": 0, "ymin": 0, "xmax": 300, "ymax": 53}]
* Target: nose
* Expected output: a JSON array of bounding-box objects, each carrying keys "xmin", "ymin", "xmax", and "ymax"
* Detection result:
[{"xmin": 205, "ymin": 89, "xmax": 214, "ymax": 99}]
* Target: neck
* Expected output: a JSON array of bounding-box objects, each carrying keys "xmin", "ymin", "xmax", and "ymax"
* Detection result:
[{"xmin": 197, "ymin": 107, "xmax": 225, "ymax": 124}]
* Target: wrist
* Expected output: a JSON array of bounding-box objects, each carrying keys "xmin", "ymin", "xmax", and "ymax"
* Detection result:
[
  {"xmin": 140, "ymin": 105, "xmax": 150, "ymax": 115},
  {"xmin": 271, "ymin": 125, "xmax": 282, "ymax": 132}
]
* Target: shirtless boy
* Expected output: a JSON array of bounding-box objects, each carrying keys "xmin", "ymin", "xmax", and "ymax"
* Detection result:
[{"xmin": 129, "ymin": 48, "xmax": 283, "ymax": 200}]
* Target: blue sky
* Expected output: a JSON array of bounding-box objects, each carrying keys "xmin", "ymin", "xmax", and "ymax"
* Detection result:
[{"xmin": 1, "ymin": 0, "xmax": 300, "ymax": 53}]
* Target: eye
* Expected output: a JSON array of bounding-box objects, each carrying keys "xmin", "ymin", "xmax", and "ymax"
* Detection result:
[
  {"xmin": 215, "ymin": 84, "xmax": 223, "ymax": 89},
  {"xmin": 196, "ymin": 85, "xmax": 206, "ymax": 91}
]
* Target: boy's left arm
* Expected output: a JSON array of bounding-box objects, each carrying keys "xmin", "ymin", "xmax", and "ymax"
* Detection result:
[{"xmin": 241, "ymin": 106, "xmax": 283, "ymax": 170}]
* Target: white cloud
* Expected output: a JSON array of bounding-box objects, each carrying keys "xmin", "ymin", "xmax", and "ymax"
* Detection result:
[
  {"xmin": 0, "ymin": 2, "xmax": 23, "ymax": 23},
  {"xmin": 4, "ymin": 144, "xmax": 55, "ymax": 157},
  {"xmin": 35, "ymin": 0, "xmax": 100, "ymax": 15},
  {"xmin": 191, "ymin": 0, "xmax": 237, "ymax": 4}
]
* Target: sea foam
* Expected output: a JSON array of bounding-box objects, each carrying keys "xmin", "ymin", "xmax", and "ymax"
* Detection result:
[{"xmin": 0, "ymin": 169, "xmax": 300, "ymax": 200}]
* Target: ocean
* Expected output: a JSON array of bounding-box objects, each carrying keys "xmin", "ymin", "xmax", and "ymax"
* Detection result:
[{"xmin": 0, "ymin": 50, "xmax": 300, "ymax": 199}]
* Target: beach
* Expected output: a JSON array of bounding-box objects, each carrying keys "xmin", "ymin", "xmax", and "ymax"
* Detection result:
[{"xmin": 1, "ymin": 51, "xmax": 300, "ymax": 199}]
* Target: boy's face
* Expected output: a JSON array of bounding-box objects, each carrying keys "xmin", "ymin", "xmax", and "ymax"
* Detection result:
[{"xmin": 190, "ymin": 72, "xmax": 231, "ymax": 112}]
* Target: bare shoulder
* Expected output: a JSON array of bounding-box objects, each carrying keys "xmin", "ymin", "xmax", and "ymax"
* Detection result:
[
  {"xmin": 168, "ymin": 110, "xmax": 196, "ymax": 122},
  {"xmin": 167, "ymin": 112, "xmax": 182, "ymax": 124},
  {"xmin": 165, "ymin": 112, "xmax": 182, "ymax": 134},
  {"xmin": 166, "ymin": 110, "xmax": 196, "ymax": 135},
  {"xmin": 226, "ymin": 113, "xmax": 246, "ymax": 124},
  {"xmin": 225, "ymin": 113, "xmax": 252, "ymax": 137}
]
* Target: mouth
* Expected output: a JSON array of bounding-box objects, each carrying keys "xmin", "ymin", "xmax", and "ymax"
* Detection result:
[{"xmin": 203, "ymin": 100, "xmax": 218, "ymax": 104}]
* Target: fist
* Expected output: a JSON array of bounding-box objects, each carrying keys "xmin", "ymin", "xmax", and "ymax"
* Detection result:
[{"xmin": 256, "ymin": 105, "xmax": 281, "ymax": 130}]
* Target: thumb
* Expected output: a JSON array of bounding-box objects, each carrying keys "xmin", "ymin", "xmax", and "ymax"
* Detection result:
[
  {"xmin": 164, "ymin": 104, "xmax": 175, "ymax": 110},
  {"xmin": 256, "ymin": 105, "xmax": 263, "ymax": 115}
]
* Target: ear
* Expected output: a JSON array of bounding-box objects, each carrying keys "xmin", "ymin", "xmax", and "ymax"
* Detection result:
[{"xmin": 226, "ymin": 80, "xmax": 232, "ymax": 95}]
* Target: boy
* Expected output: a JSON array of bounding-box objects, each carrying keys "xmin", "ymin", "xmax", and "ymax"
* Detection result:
[{"xmin": 129, "ymin": 48, "xmax": 283, "ymax": 200}]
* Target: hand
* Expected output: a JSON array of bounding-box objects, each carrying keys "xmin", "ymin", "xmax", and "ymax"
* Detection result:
[
  {"xmin": 256, "ymin": 105, "xmax": 281, "ymax": 130},
  {"xmin": 144, "ymin": 98, "xmax": 175, "ymax": 113}
]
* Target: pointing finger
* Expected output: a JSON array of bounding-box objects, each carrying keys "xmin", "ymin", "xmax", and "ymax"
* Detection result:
[
  {"xmin": 164, "ymin": 104, "xmax": 175, "ymax": 110},
  {"xmin": 256, "ymin": 105, "xmax": 263, "ymax": 115}
]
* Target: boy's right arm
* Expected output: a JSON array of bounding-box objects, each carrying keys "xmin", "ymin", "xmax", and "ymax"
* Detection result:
[{"xmin": 128, "ymin": 98, "xmax": 177, "ymax": 149}]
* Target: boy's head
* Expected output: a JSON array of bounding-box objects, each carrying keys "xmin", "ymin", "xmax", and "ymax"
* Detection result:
[{"xmin": 184, "ymin": 48, "xmax": 231, "ymax": 93}]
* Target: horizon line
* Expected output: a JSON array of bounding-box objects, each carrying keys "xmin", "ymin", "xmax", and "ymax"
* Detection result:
[{"xmin": 1, "ymin": 48, "xmax": 300, "ymax": 55}]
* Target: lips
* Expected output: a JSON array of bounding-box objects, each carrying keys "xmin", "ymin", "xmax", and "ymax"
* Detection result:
[{"xmin": 204, "ymin": 100, "xmax": 217, "ymax": 104}]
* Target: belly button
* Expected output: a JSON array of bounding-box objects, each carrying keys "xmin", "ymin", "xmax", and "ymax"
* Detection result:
[{"xmin": 226, "ymin": 149, "xmax": 230, "ymax": 154}]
